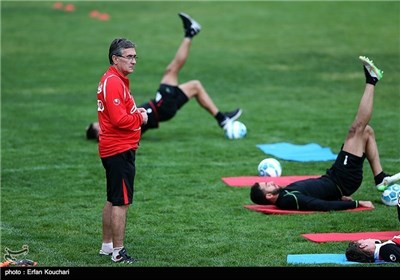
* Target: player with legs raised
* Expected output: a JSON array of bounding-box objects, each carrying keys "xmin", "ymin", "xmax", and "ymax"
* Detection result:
[
  {"xmin": 86, "ymin": 12, "xmax": 242, "ymax": 141},
  {"xmin": 250, "ymin": 56, "xmax": 393, "ymax": 211}
]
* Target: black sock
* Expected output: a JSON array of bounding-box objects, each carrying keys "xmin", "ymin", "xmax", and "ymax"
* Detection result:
[
  {"xmin": 364, "ymin": 66, "xmax": 378, "ymax": 86},
  {"xmin": 215, "ymin": 112, "xmax": 227, "ymax": 126},
  {"xmin": 374, "ymin": 171, "xmax": 390, "ymax": 185},
  {"xmin": 185, "ymin": 29, "xmax": 194, "ymax": 39}
]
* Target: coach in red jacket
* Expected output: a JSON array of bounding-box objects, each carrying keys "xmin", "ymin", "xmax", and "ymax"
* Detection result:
[{"xmin": 96, "ymin": 38, "xmax": 148, "ymax": 264}]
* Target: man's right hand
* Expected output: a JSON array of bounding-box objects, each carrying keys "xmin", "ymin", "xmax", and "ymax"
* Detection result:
[{"xmin": 138, "ymin": 107, "xmax": 148, "ymax": 125}]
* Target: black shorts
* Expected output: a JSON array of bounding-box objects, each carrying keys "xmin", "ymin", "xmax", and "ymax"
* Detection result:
[
  {"xmin": 101, "ymin": 149, "xmax": 136, "ymax": 206},
  {"xmin": 141, "ymin": 84, "xmax": 189, "ymax": 130},
  {"xmin": 325, "ymin": 150, "xmax": 366, "ymax": 196}
]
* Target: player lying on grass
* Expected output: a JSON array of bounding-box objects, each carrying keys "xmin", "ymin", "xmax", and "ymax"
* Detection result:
[
  {"xmin": 346, "ymin": 235, "xmax": 400, "ymax": 263},
  {"xmin": 250, "ymin": 56, "xmax": 393, "ymax": 211},
  {"xmin": 86, "ymin": 12, "xmax": 241, "ymax": 141}
]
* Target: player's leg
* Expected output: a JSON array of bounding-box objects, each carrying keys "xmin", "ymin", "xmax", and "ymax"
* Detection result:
[
  {"xmin": 160, "ymin": 13, "xmax": 201, "ymax": 86},
  {"xmin": 99, "ymin": 156, "xmax": 115, "ymax": 257},
  {"xmin": 160, "ymin": 13, "xmax": 241, "ymax": 129},
  {"xmin": 110, "ymin": 205, "xmax": 136, "ymax": 264},
  {"xmin": 361, "ymin": 123, "xmax": 393, "ymax": 189},
  {"xmin": 111, "ymin": 205, "xmax": 129, "ymax": 254},
  {"xmin": 179, "ymin": 80, "xmax": 219, "ymax": 115},
  {"xmin": 342, "ymin": 83, "xmax": 376, "ymax": 157},
  {"xmin": 179, "ymin": 80, "xmax": 242, "ymax": 128},
  {"xmin": 99, "ymin": 201, "xmax": 113, "ymax": 256},
  {"xmin": 342, "ymin": 57, "xmax": 390, "ymax": 188},
  {"xmin": 160, "ymin": 38, "xmax": 192, "ymax": 86},
  {"xmin": 362, "ymin": 125, "xmax": 390, "ymax": 185},
  {"xmin": 342, "ymin": 57, "xmax": 383, "ymax": 157},
  {"xmin": 101, "ymin": 151, "xmax": 136, "ymax": 263}
]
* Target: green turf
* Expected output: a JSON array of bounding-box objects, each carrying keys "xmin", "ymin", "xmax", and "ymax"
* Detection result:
[{"xmin": 1, "ymin": 1, "xmax": 399, "ymax": 269}]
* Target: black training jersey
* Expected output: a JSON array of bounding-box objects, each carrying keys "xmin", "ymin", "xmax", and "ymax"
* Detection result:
[{"xmin": 275, "ymin": 175, "xmax": 358, "ymax": 211}]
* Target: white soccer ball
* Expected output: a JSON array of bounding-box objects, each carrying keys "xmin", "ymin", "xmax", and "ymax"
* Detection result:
[
  {"xmin": 381, "ymin": 184, "xmax": 400, "ymax": 206},
  {"xmin": 224, "ymin": 121, "xmax": 247, "ymax": 140},
  {"xmin": 257, "ymin": 158, "xmax": 282, "ymax": 177}
]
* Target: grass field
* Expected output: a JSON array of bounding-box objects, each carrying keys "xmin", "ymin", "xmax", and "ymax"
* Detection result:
[{"xmin": 1, "ymin": 0, "xmax": 400, "ymax": 271}]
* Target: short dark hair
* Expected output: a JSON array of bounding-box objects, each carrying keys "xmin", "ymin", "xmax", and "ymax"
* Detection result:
[
  {"xmin": 108, "ymin": 38, "xmax": 136, "ymax": 65},
  {"xmin": 250, "ymin": 183, "xmax": 270, "ymax": 205},
  {"xmin": 86, "ymin": 123, "xmax": 99, "ymax": 141},
  {"xmin": 345, "ymin": 241, "xmax": 375, "ymax": 263}
]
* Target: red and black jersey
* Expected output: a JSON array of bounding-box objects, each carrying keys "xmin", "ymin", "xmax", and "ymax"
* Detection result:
[{"xmin": 97, "ymin": 66, "xmax": 143, "ymax": 158}]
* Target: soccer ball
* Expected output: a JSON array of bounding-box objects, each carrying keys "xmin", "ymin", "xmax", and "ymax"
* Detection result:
[
  {"xmin": 224, "ymin": 121, "xmax": 247, "ymax": 139},
  {"xmin": 257, "ymin": 158, "xmax": 282, "ymax": 177},
  {"xmin": 381, "ymin": 184, "xmax": 400, "ymax": 206}
]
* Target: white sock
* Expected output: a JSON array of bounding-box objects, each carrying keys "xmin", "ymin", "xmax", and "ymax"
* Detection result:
[{"xmin": 101, "ymin": 242, "xmax": 113, "ymax": 253}]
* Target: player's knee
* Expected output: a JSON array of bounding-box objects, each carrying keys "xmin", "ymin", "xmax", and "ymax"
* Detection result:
[
  {"xmin": 189, "ymin": 80, "xmax": 203, "ymax": 90},
  {"xmin": 365, "ymin": 125, "xmax": 374, "ymax": 135},
  {"xmin": 348, "ymin": 121, "xmax": 367, "ymax": 136},
  {"xmin": 363, "ymin": 125, "xmax": 374, "ymax": 138}
]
